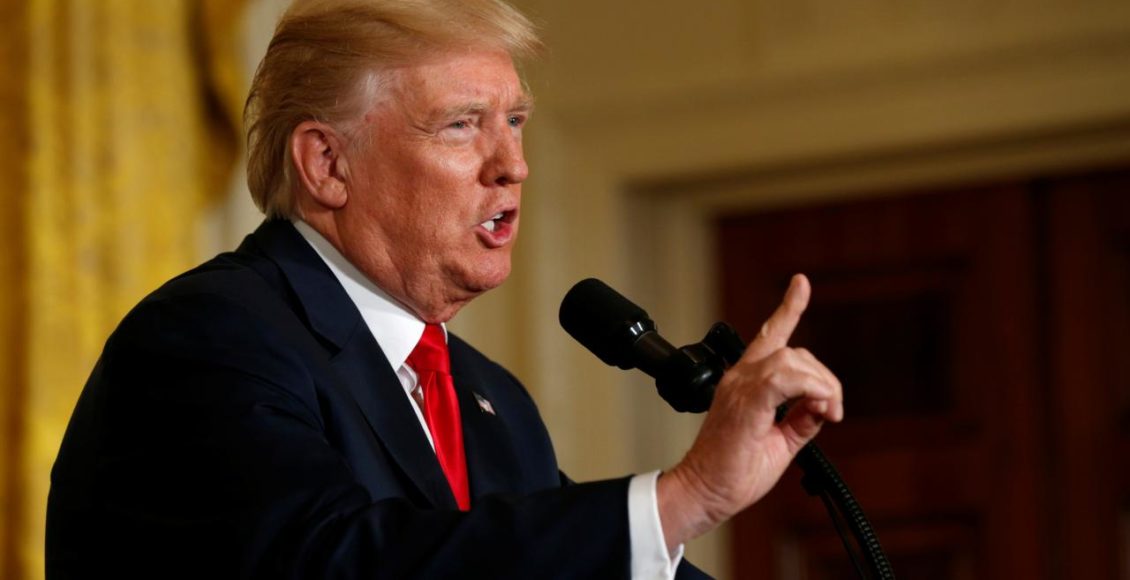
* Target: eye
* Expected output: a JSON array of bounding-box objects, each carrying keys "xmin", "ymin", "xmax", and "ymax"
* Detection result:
[
  {"xmin": 508, "ymin": 115, "xmax": 525, "ymax": 128},
  {"xmin": 449, "ymin": 120, "xmax": 471, "ymax": 130}
]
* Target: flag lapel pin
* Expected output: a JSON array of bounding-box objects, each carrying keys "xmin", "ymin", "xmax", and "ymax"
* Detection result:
[{"xmin": 473, "ymin": 392, "xmax": 496, "ymax": 416}]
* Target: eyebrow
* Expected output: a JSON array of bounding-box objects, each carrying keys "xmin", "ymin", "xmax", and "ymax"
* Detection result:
[{"xmin": 433, "ymin": 96, "xmax": 535, "ymax": 121}]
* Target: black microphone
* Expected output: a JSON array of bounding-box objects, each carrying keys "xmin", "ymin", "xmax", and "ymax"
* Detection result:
[{"xmin": 559, "ymin": 278, "xmax": 745, "ymax": 413}]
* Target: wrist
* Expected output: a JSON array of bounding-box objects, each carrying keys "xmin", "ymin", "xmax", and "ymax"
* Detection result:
[{"xmin": 656, "ymin": 465, "xmax": 724, "ymax": 551}]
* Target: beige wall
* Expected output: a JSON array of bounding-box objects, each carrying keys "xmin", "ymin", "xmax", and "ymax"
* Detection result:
[{"xmin": 223, "ymin": 1, "xmax": 1130, "ymax": 577}]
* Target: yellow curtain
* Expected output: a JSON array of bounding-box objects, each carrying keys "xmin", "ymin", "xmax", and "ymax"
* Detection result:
[{"xmin": 0, "ymin": 1, "xmax": 246, "ymax": 578}]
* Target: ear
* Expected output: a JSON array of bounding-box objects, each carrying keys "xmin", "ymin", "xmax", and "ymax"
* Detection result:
[{"xmin": 290, "ymin": 120, "xmax": 349, "ymax": 210}]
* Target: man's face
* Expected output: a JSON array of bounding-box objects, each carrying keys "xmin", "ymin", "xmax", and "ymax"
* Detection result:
[{"xmin": 334, "ymin": 49, "xmax": 530, "ymax": 322}]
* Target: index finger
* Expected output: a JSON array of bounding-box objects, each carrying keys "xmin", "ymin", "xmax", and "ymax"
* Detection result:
[{"xmin": 744, "ymin": 273, "xmax": 811, "ymax": 361}]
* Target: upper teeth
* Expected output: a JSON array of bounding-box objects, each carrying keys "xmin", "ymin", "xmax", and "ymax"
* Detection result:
[{"xmin": 481, "ymin": 213, "xmax": 504, "ymax": 232}]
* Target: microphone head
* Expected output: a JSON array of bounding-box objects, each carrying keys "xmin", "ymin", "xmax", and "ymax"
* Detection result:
[{"xmin": 559, "ymin": 278, "xmax": 654, "ymax": 369}]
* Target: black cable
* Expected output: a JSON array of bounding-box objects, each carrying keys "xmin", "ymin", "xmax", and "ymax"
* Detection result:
[
  {"xmin": 797, "ymin": 444, "xmax": 897, "ymax": 579},
  {"xmin": 817, "ymin": 489, "xmax": 869, "ymax": 579}
]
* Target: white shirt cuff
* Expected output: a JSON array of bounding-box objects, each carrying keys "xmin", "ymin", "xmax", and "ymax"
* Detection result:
[{"xmin": 628, "ymin": 470, "xmax": 684, "ymax": 579}]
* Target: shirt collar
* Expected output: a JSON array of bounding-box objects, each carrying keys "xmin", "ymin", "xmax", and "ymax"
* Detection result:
[{"xmin": 291, "ymin": 219, "xmax": 445, "ymax": 372}]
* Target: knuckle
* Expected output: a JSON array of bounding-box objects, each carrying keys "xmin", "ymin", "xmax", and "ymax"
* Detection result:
[
  {"xmin": 761, "ymin": 368, "xmax": 786, "ymax": 390},
  {"xmin": 769, "ymin": 348, "xmax": 791, "ymax": 363},
  {"xmin": 778, "ymin": 348, "xmax": 803, "ymax": 368}
]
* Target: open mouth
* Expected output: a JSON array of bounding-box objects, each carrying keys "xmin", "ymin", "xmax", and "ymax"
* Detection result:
[
  {"xmin": 476, "ymin": 209, "xmax": 518, "ymax": 247},
  {"xmin": 480, "ymin": 212, "xmax": 505, "ymax": 233},
  {"xmin": 479, "ymin": 209, "xmax": 516, "ymax": 233}
]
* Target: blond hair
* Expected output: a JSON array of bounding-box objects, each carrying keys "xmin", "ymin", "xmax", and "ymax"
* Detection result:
[{"xmin": 244, "ymin": 0, "xmax": 542, "ymax": 219}]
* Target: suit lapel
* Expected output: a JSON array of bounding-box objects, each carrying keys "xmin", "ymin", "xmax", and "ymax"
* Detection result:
[
  {"xmin": 242, "ymin": 220, "xmax": 456, "ymax": 509},
  {"xmin": 329, "ymin": 330, "xmax": 458, "ymax": 509},
  {"xmin": 448, "ymin": 336, "xmax": 525, "ymax": 498}
]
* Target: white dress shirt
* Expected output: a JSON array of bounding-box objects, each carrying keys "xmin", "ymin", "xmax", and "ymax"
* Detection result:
[{"xmin": 293, "ymin": 220, "xmax": 682, "ymax": 578}]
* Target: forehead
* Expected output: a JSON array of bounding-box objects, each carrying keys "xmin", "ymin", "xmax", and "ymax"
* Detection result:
[{"xmin": 385, "ymin": 49, "xmax": 530, "ymax": 114}]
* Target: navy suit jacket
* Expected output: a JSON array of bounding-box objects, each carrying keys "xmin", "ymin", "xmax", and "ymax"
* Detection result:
[{"xmin": 47, "ymin": 220, "xmax": 709, "ymax": 579}]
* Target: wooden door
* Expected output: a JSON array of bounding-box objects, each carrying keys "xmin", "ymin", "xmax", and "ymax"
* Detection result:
[{"xmin": 718, "ymin": 186, "xmax": 1049, "ymax": 579}]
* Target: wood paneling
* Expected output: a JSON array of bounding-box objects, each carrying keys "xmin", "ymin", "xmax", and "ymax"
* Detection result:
[
  {"xmin": 1044, "ymin": 173, "xmax": 1130, "ymax": 580},
  {"xmin": 715, "ymin": 177, "xmax": 1130, "ymax": 578}
]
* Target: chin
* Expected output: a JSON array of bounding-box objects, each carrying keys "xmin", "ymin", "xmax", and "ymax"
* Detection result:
[
  {"xmin": 459, "ymin": 259, "xmax": 512, "ymax": 295},
  {"xmin": 469, "ymin": 268, "xmax": 511, "ymax": 294},
  {"xmin": 417, "ymin": 257, "xmax": 513, "ymax": 323}
]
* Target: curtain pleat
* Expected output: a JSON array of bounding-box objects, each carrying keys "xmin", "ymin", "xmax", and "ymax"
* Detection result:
[{"xmin": 1, "ymin": 1, "xmax": 246, "ymax": 578}]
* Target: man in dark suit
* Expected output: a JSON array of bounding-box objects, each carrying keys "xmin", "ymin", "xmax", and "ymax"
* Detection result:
[{"xmin": 47, "ymin": 0, "xmax": 843, "ymax": 578}]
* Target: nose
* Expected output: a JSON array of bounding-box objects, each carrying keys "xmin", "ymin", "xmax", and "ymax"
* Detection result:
[{"xmin": 481, "ymin": 130, "xmax": 528, "ymax": 187}]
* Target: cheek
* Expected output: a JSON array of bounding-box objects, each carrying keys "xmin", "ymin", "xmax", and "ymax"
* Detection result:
[
  {"xmin": 433, "ymin": 152, "xmax": 478, "ymax": 175},
  {"xmin": 428, "ymin": 151, "xmax": 482, "ymax": 186},
  {"xmin": 413, "ymin": 156, "xmax": 483, "ymax": 212}
]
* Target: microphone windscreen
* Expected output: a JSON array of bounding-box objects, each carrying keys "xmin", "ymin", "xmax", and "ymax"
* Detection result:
[{"xmin": 559, "ymin": 278, "xmax": 651, "ymax": 368}]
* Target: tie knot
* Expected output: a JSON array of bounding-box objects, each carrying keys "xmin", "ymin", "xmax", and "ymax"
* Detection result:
[{"xmin": 407, "ymin": 323, "xmax": 450, "ymax": 374}]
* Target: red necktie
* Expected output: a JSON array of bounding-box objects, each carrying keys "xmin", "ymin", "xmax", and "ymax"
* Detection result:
[{"xmin": 407, "ymin": 324, "xmax": 471, "ymax": 510}]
